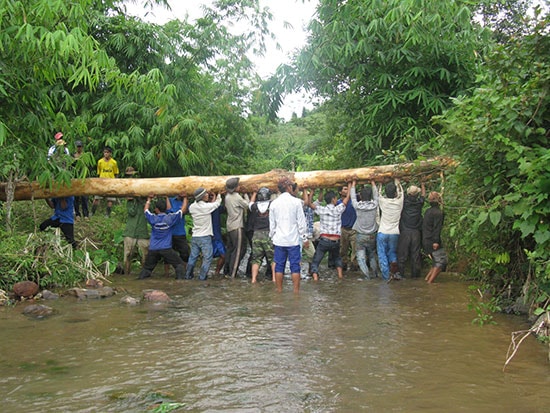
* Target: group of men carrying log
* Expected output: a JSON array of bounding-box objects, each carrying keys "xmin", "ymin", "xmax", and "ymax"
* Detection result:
[{"xmin": 127, "ymin": 173, "xmax": 447, "ymax": 291}]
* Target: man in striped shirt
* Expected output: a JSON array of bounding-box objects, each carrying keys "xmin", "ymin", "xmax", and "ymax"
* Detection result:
[{"xmin": 308, "ymin": 181, "xmax": 351, "ymax": 281}]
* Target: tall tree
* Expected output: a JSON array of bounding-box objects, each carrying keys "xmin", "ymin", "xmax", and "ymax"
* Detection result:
[{"xmin": 290, "ymin": 0, "xmax": 490, "ymax": 166}]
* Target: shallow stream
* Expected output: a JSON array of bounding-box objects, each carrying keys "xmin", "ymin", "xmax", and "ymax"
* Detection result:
[{"xmin": 1, "ymin": 273, "xmax": 548, "ymax": 412}]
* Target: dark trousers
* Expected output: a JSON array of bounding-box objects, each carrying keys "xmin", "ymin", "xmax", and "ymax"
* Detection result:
[
  {"xmin": 172, "ymin": 235, "xmax": 189, "ymax": 262},
  {"xmin": 397, "ymin": 229, "xmax": 422, "ymax": 278},
  {"xmin": 74, "ymin": 196, "xmax": 89, "ymax": 217},
  {"xmin": 39, "ymin": 218, "xmax": 76, "ymax": 248},
  {"xmin": 226, "ymin": 228, "xmax": 247, "ymax": 277},
  {"xmin": 140, "ymin": 248, "xmax": 184, "ymax": 279}
]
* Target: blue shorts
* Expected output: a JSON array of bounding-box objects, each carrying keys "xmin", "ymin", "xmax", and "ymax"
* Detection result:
[
  {"xmin": 273, "ymin": 245, "xmax": 301, "ymax": 274},
  {"xmin": 212, "ymin": 239, "xmax": 226, "ymax": 258}
]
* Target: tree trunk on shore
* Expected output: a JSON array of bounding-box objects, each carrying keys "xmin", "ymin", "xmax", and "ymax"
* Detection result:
[{"xmin": 0, "ymin": 157, "xmax": 456, "ymax": 201}]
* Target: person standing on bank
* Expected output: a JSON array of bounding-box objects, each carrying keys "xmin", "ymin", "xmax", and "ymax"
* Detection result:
[
  {"xmin": 122, "ymin": 167, "xmax": 150, "ymax": 276},
  {"xmin": 185, "ymin": 188, "xmax": 222, "ymax": 280},
  {"xmin": 424, "ymin": 191, "xmax": 448, "ymax": 283},
  {"xmin": 91, "ymin": 146, "xmax": 119, "ymax": 217},
  {"xmin": 351, "ymin": 179, "xmax": 380, "ymax": 279},
  {"xmin": 72, "ymin": 140, "xmax": 89, "ymax": 219},
  {"xmin": 138, "ymin": 195, "xmax": 186, "ymax": 280},
  {"xmin": 397, "ymin": 182, "xmax": 426, "ymax": 278},
  {"xmin": 377, "ymin": 178, "xmax": 404, "ymax": 281},
  {"xmin": 269, "ymin": 178, "xmax": 309, "ymax": 293},
  {"xmin": 39, "ymin": 196, "xmax": 77, "ymax": 248},
  {"xmin": 224, "ymin": 177, "xmax": 249, "ymax": 278},
  {"xmin": 47, "ymin": 131, "xmax": 70, "ymax": 160}
]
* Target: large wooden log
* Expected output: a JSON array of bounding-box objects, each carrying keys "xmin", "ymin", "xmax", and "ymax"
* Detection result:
[{"xmin": 0, "ymin": 157, "xmax": 456, "ymax": 201}]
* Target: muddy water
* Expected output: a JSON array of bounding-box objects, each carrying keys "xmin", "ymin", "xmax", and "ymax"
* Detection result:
[{"xmin": 1, "ymin": 274, "xmax": 548, "ymax": 412}]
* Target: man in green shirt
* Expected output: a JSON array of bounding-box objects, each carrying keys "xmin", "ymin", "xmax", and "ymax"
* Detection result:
[{"xmin": 122, "ymin": 167, "xmax": 150, "ymax": 275}]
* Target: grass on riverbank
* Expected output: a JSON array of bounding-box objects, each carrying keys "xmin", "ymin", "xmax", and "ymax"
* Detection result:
[{"xmin": 0, "ymin": 200, "xmax": 127, "ymax": 292}]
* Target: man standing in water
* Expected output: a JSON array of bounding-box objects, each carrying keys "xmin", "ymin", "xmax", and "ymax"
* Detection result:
[
  {"xmin": 269, "ymin": 178, "xmax": 309, "ymax": 293},
  {"xmin": 424, "ymin": 191, "xmax": 447, "ymax": 283}
]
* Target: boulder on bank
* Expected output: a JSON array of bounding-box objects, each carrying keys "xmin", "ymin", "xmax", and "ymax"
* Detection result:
[
  {"xmin": 13, "ymin": 281, "xmax": 39, "ymax": 299},
  {"xmin": 41, "ymin": 290, "xmax": 59, "ymax": 300}
]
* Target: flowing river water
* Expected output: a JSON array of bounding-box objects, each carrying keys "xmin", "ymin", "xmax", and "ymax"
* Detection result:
[{"xmin": 1, "ymin": 272, "xmax": 549, "ymax": 412}]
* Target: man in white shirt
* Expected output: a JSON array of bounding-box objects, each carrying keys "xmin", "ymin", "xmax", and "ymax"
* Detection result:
[
  {"xmin": 377, "ymin": 179, "xmax": 404, "ymax": 281},
  {"xmin": 269, "ymin": 178, "xmax": 309, "ymax": 293},
  {"xmin": 185, "ymin": 187, "xmax": 222, "ymax": 280}
]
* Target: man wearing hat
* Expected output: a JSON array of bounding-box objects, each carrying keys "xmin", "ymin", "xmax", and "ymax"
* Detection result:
[
  {"xmin": 224, "ymin": 177, "xmax": 250, "ymax": 278},
  {"xmin": 397, "ymin": 182, "xmax": 426, "ymax": 278},
  {"xmin": 72, "ymin": 140, "xmax": 89, "ymax": 219},
  {"xmin": 47, "ymin": 131, "xmax": 70, "ymax": 160},
  {"xmin": 185, "ymin": 188, "xmax": 222, "ymax": 280},
  {"xmin": 91, "ymin": 146, "xmax": 119, "ymax": 217}
]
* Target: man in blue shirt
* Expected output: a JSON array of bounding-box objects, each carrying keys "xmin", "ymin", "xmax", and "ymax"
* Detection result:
[
  {"xmin": 338, "ymin": 184, "xmax": 357, "ymax": 271},
  {"xmin": 165, "ymin": 191, "xmax": 189, "ymax": 276},
  {"xmin": 138, "ymin": 195, "xmax": 186, "ymax": 280},
  {"xmin": 39, "ymin": 197, "xmax": 77, "ymax": 248}
]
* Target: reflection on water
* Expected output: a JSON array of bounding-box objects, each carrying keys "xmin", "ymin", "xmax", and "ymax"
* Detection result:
[{"xmin": 1, "ymin": 274, "xmax": 549, "ymax": 412}]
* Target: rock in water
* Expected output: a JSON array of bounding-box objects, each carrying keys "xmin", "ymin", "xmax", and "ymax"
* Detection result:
[{"xmin": 22, "ymin": 304, "xmax": 54, "ymax": 319}]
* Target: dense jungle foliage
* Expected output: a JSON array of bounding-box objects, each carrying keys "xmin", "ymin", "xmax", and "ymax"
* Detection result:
[{"xmin": 0, "ymin": 0, "xmax": 548, "ymax": 320}]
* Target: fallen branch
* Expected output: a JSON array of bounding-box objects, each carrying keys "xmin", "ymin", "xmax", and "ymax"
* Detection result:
[{"xmin": 503, "ymin": 313, "xmax": 549, "ymax": 371}]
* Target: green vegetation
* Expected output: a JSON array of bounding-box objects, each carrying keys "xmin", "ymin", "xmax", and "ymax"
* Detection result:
[{"xmin": 0, "ymin": 0, "xmax": 548, "ymax": 323}]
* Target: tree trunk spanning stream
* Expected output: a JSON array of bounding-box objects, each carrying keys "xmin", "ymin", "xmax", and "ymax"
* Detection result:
[{"xmin": 0, "ymin": 158, "xmax": 456, "ymax": 201}]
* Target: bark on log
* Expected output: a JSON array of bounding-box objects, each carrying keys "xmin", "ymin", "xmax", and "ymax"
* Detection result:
[{"xmin": 0, "ymin": 157, "xmax": 456, "ymax": 201}]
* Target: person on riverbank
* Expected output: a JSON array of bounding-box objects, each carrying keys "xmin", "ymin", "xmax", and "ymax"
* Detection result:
[
  {"xmin": 39, "ymin": 196, "xmax": 77, "ymax": 248},
  {"xmin": 269, "ymin": 178, "xmax": 309, "ymax": 293},
  {"xmin": 91, "ymin": 146, "xmax": 119, "ymax": 218},
  {"xmin": 308, "ymin": 181, "xmax": 351, "ymax": 281},
  {"xmin": 185, "ymin": 188, "xmax": 222, "ymax": 280},
  {"xmin": 397, "ymin": 182, "xmax": 426, "ymax": 278},
  {"xmin": 248, "ymin": 187, "xmax": 275, "ymax": 283},
  {"xmin": 165, "ymin": 191, "xmax": 189, "ymax": 277},
  {"xmin": 424, "ymin": 191, "xmax": 447, "ymax": 283},
  {"xmin": 47, "ymin": 131, "xmax": 70, "ymax": 160},
  {"xmin": 377, "ymin": 179, "xmax": 404, "ymax": 281},
  {"xmin": 72, "ymin": 140, "xmax": 89, "ymax": 219},
  {"xmin": 351, "ymin": 179, "xmax": 380, "ymax": 279},
  {"xmin": 224, "ymin": 177, "xmax": 250, "ymax": 278},
  {"xmin": 138, "ymin": 195, "xmax": 186, "ymax": 280}
]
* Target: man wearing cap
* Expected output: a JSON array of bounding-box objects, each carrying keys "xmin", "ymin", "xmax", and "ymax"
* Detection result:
[
  {"xmin": 185, "ymin": 188, "xmax": 222, "ymax": 280},
  {"xmin": 224, "ymin": 177, "xmax": 250, "ymax": 278},
  {"xmin": 72, "ymin": 140, "xmax": 89, "ymax": 219},
  {"xmin": 269, "ymin": 178, "xmax": 309, "ymax": 293},
  {"xmin": 91, "ymin": 146, "xmax": 119, "ymax": 217},
  {"xmin": 123, "ymin": 167, "xmax": 150, "ymax": 276},
  {"xmin": 397, "ymin": 182, "xmax": 426, "ymax": 278},
  {"xmin": 424, "ymin": 191, "xmax": 447, "ymax": 283},
  {"xmin": 47, "ymin": 131, "xmax": 70, "ymax": 160}
]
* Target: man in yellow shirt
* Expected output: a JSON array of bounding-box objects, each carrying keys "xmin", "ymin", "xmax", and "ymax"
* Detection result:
[{"xmin": 91, "ymin": 146, "xmax": 119, "ymax": 217}]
